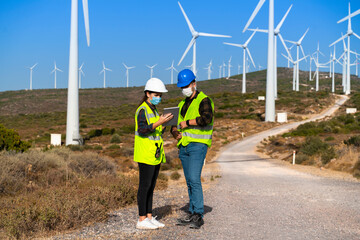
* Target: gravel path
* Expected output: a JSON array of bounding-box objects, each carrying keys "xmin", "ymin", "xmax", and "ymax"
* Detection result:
[{"xmin": 54, "ymin": 95, "xmax": 360, "ymax": 239}]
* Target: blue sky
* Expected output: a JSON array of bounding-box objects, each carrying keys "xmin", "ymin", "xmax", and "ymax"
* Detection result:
[{"xmin": 0, "ymin": 0, "xmax": 360, "ymax": 92}]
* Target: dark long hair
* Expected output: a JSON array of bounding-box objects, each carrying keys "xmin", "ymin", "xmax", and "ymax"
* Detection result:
[{"xmin": 138, "ymin": 91, "xmax": 153, "ymax": 108}]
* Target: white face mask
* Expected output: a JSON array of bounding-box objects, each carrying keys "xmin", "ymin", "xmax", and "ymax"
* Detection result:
[{"xmin": 182, "ymin": 85, "xmax": 196, "ymax": 97}]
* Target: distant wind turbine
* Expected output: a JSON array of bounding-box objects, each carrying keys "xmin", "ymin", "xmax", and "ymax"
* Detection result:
[
  {"xmin": 330, "ymin": 2, "xmax": 360, "ymax": 95},
  {"xmin": 204, "ymin": 60, "xmax": 212, "ymax": 80},
  {"xmin": 99, "ymin": 62, "xmax": 112, "ymax": 88},
  {"xmin": 312, "ymin": 56, "xmax": 329, "ymax": 92},
  {"xmin": 166, "ymin": 60, "xmax": 178, "ymax": 84},
  {"xmin": 66, "ymin": 0, "xmax": 90, "ymax": 146},
  {"xmin": 123, "ymin": 63, "xmax": 135, "ymax": 88},
  {"xmin": 146, "ymin": 64, "xmax": 157, "ymax": 78},
  {"xmin": 227, "ymin": 57, "xmax": 232, "ymax": 79},
  {"xmin": 285, "ymin": 28, "xmax": 310, "ymax": 91},
  {"xmin": 224, "ymin": 30, "xmax": 257, "ymax": 93},
  {"xmin": 51, "ymin": 62, "xmax": 63, "ymax": 89},
  {"xmin": 177, "ymin": 1, "xmax": 231, "ymax": 76},
  {"xmin": 27, "ymin": 63, "xmax": 37, "ymax": 90}
]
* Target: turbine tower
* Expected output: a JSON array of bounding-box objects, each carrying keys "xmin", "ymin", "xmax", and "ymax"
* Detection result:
[
  {"xmin": 99, "ymin": 62, "xmax": 112, "ymax": 88},
  {"xmin": 204, "ymin": 60, "xmax": 212, "ymax": 80},
  {"xmin": 282, "ymin": 54, "xmax": 307, "ymax": 92},
  {"xmin": 66, "ymin": 0, "xmax": 90, "ymax": 146},
  {"xmin": 285, "ymin": 28, "xmax": 309, "ymax": 92},
  {"xmin": 227, "ymin": 57, "xmax": 232, "ymax": 79},
  {"xmin": 79, "ymin": 63, "xmax": 84, "ymax": 89},
  {"xmin": 249, "ymin": 4, "xmax": 293, "ymax": 98},
  {"xmin": 224, "ymin": 30, "xmax": 257, "ymax": 94},
  {"xmin": 123, "ymin": 63, "xmax": 135, "ymax": 88},
  {"xmin": 177, "ymin": 1, "xmax": 231, "ymax": 76},
  {"xmin": 27, "ymin": 63, "xmax": 37, "ymax": 90},
  {"xmin": 330, "ymin": 3, "xmax": 360, "ymax": 95},
  {"xmin": 312, "ymin": 57, "xmax": 329, "ymax": 92},
  {"xmin": 146, "ymin": 64, "xmax": 157, "ymax": 78},
  {"xmin": 166, "ymin": 61, "xmax": 178, "ymax": 84},
  {"xmin": 243, "ymin": 0, "xmax": 276, "ymax": 122},
  {"xmin": 51, "ymin": 61, "xmax": 63, "ymax": 89}
]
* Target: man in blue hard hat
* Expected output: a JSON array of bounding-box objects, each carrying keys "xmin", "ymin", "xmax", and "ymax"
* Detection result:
[{"xmin": 171, "ymin": 69, "xmax": 214, "ymax": 229}]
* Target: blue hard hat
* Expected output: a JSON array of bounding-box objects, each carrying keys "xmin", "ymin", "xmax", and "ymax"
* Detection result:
[{"xmin": 177, "ymin": 69, "xmax": 196, "ymax": 87}]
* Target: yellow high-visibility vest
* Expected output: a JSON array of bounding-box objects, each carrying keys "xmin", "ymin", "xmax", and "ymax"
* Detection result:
[
  {"xmin": 177, "ymin": 91, "xmax": 214, "ymax": 148},
  {"xmin": 134, "ymin": 101, "xmax": 165, "ymax": 165}
]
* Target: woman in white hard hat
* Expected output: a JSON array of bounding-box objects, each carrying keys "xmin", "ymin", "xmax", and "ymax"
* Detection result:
[{"xmin": 134, "ymin": 78, "xmax": 173, "ymax": 230}]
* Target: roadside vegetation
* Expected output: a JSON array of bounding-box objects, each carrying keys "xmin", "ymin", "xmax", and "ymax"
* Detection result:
[{"xmin": 261, "ymin": 93, "xmax": 360, "ymax": 179}]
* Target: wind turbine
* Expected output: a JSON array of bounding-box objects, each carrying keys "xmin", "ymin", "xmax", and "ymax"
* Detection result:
[
  {"xmin": 351, "ymin": 50, "xmax": 360, "ymax": 77},
  {"xmin": 330, "ymin": 2, "xmax": 360, "ymax": 95},
  {"xmin": 238, "ymin": 64, "xmax": 241, "ymax": 75},
  {"xmin": 331, "ymin": 46, "xmax": 337, "ymax": 93},
  {"xmin": 79, "ymin": 63, "xmax": 84, "ymax": 89},
  {"xmin": 146, "ymin": 64, "xmax": 157, "ymax": 78},
  {"xmin": 177, "ymin": 1, "xmax": 231, "ymax": 76},
  {"xmin": 224, "ymin": 30, "xmax": 257, "ymax": 94},
  {"xmin": 249, "ymin": 4, "xmax": 293, "ymax": 98},
  {"xmin": 51, "ymin": 62, "xmax": 63, "ymax": 89},
  {"xmin": 204, "ymin": 60, "xmax": 212, "ymax": 80},
  {"xmin": 227, "ymin": 57, "xmax": 232, "ymax": 79},
  {"xmin": 282, "ymin": 54, "xmax": 308, "ymax": 92},
  {"xmin": 66, "ymin": 0, "xmax": 90, "ymax": 146},
  {"xmin": 312, "ymin": 57, "xmax": 329, "ymax": 92},
  {"xmin": 123, "ymin": 63, "xmax": 135, "ymax": 88},
  {"xmin": 285, "ymin": 28, "xmax": 309, "ymax": 92},
  {"xmin": 243, "ymin": 0, "xmax": 276, "ymax": 122},
  {"xmin": 27, "ymin": 63, "xmax": 37, "ymax": 90},
  {"xmin": 99, "ymin": 62, "xmax": 112, "ymax": 88},
  {"xmin": 166, "ymin": 61, "xmax": 178, "ymax": 84}
]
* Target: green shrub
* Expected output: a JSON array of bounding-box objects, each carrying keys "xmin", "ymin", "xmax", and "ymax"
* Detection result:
[
  {"xmin": 0, "ymin": 124, "xmax": 31, "ymax": 152},
  {"xmin": 344, "ymin": 135, "xmax": 360, "ymax": 147},
  {"xmin": 157, "ymin": 173, "xmax": 168, "ymax": 182},
  {"xmin": 321, "ymin": 147, "xmax": 336, "ymax": 165},
  {"xmin": 107, "ymin": 144, "xmax": 120, "ymax": 150},
  {"xmin": 170, "ymin": 171, "xmax": 181, "ymax": 180},
  {"xmin": 80, "ymin": 123, "xmax": 87, "ymax": 128},
  {"xmin": 102, "ymin": 128, "xmax": 115, "ymax": 136},
  {"xmin": 325, "ymin": 136, "xmax": 335, "ymax": 141},
  {"xmin": 295, "ymin": 153, "xmax": 309, "ymax": 164},
  {"xmin": 93, "ymin": 145, "xmax": 103, "ymax": 150},
  {"xmin": 214, "ymin": 112, "xmax": 224, "ymax": 118},
  {"xmin": 110, "ymin": 134, "xmax": 121, "ymax": 143},
  {"xmin": 87, "ymin": 129, "xmax": 102, "ymax": 138},
  {"xmin": 300, "ymin": 137, "xmax": 329, "ymax": 156}
]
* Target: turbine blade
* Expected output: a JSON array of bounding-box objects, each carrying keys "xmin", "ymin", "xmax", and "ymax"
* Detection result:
[
  {"xmin": 299, "ymin": 28, "xmax": 309, "ymax": 43},
  {"xmin": 300, "ymin": 45, "xmax": 307, "ymax": 61},
  {"xmin": 353, "ymin": 32, "xmax": 360, "ymax": 41},
  {"xmin": 58, "ymin": 68, "xmax": 63, "ymax": 72},
  {"xmin": 198, "ymin": 32, "xmax": 231, "ymax": 38},
  {"xmin": 223, "ymin": 42, "xmax": 244, "ymax": 48},
  {"xmin": 123, "ymin": 63, "xmax": 128, "ymax": 68},
  {"xmin": 178, "ymin": 2, "xmax": 195, "ymax": 34},
  {"xmin": 246, "ymin": 48, "xmax": 256, "ymax": 68},
  {"xmin": 82, "ymin": 0, "xmax": 90, "ymax": 46},
  {"xmin": 329, "ymin": 34, "xmax": 347, "ymax": 47},
  {"xmin": 281, "ymin": 53, "xmax": 293, "ymax": 63},
  {"xmin": 337, "ymin": 9, "xmax": 360, "ymax": 23},
  {"xmin": 278, "ymin": 33, "xmax": 291, "ymax": 58},
  {"xmin": 243, "ymin": 0, "xmax": 266, "ymax": 32},
  {"xmin": 248, "ymin": 28, "xmax": 268, "ymax": 33},
  {"xmin": 178, "ymin": 37, "xmax": 196, "ymax": 66},
  {"xmin": 285, "ymin": 40, "xmax": 297, "ymax": 45},
  {"xmin": 245, "ymin": 29, "xmax": 258, "ymax": 46},
  {"xmin": 275, "ymin": 4, "xmax": 293, "ymax": 32}
]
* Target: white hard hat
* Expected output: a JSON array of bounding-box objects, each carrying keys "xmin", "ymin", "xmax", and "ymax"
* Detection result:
[{"xmin": 144, "ymin": 78, "xmax": 168, "ymax": 93}]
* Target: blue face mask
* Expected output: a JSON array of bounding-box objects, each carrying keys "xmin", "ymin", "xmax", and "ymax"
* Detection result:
[{"xmin": 150, "ymin": 96, "xmax": 161, "ymax": 105}]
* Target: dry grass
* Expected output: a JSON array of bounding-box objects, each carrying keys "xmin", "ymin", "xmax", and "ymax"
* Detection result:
[{"xmin": 0, "ymin": 148, "xmax": 138, "ymax": 239}]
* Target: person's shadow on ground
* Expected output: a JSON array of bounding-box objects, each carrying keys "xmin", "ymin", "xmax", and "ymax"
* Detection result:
[{"xmin": 152, "ymin": 204, "xmax": 213, "ymax": 220}]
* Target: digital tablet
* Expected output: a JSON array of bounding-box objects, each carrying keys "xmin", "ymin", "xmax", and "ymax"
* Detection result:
[{"xmin": 163, "ymin": 107, "xmax": 179, "ymax": 126}]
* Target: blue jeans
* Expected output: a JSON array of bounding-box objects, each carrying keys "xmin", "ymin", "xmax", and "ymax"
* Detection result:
[{"xmin": 179, "ymin": 142, "xmax": 208, "ymax": 217}]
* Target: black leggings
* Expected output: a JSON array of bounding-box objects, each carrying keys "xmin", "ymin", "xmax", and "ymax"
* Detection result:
[{"xmin": 137, "ymin": 162, "xmax": 161, "ymax": 216}]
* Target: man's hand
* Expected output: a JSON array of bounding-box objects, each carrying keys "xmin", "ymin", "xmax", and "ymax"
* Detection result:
[
  {"xmin": 171, "ymin": 127, "xmax": 182, "ymax": 140},
  {"xmin": 179, "ymin": 121, "xmax": 188, "ymax": 129}
]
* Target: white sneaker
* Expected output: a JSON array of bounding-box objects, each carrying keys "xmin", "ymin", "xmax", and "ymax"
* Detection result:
[
  {"xmin": 149, "ymin": 216, "xmax": 165, "ymax": 228},
  {"xmin": 136, "ymin": 218, "xmax": 158, "ymax": 230}
]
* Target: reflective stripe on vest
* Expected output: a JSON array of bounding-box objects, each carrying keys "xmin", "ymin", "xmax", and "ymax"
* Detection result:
[
  {"xmin": 177, "ymin": 91, "xmax": 214, "ymax": 148},
  {"xmin": 134, "ymin": 102, "xmax": 165, "ymax": 165}
]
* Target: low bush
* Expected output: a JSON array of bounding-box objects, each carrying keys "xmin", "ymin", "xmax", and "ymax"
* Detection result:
[
  {"xmin": 102, "ymin": 128, "xmax": 115, "ymax": 136},
  {"xmin": 344, "ymin": 135, "xmax": 360, "ymax": 147},
  {"xmin": 300, "ymin": 137, "xmax": 329, "ymax": 156},
  {"xmin": 0, "ymin": 124, "xmax": 31, "ymax": 152},
  {"xmin": 110, "ymin": 134, "xmax": 121, "ymax": 143},
  {"xmin": 107, "ymin": 144, "xmax": 120, "ymax": 150},
  {"xmin": 170, "ymin": 171, "xmax": 181, "ymax": 180},
  {"xmin": 325, "ymin": 136, "xmax": 335, "ymax": 141},
  {"xmin": 321, "ymin": 147, "xmax": 336, "ymax": 165}
]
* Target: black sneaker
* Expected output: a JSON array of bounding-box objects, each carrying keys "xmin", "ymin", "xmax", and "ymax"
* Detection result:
[
  {"xmin": 189, "ymin": 213, "xmax": 204, "ymax": 229},
  {"xmin": 176, "ymin": 213, "xmax": 195, "ymax": 226}
]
